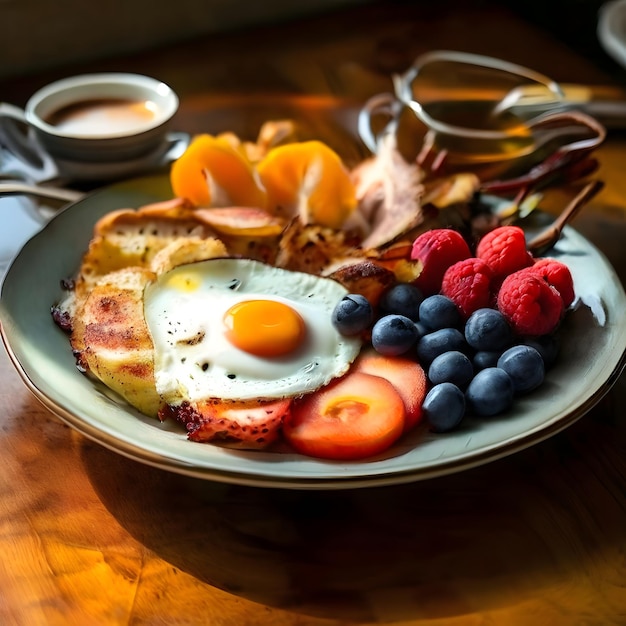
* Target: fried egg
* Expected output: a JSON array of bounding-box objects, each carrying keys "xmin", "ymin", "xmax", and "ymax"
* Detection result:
[{"xmin": 143, "ymin": 257, "xmax": 362, "ymax": 403}]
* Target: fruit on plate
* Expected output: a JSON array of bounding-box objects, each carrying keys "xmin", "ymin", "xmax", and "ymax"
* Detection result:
[
  {"xmin": 497, "ymin": 270, "xmax": 564, "ymax": 336},
  {"xmin": 331, "ymin": 293, "xmax": 374, "ymax": 336},
  {"xmin": 257, "ymin": 140, "xmax": 357, "ymax": 229},
  {"xmin": 422, "ymin": 382, "xmax": 466, "ymax": 433},
  {"xmin": 476, "ymin": 225, "xmax": 533, "ymax": 280},
  {"xmin": 525, "ymin": 258, "xmax": 576, "ymax": 307},
  {"xmin": 427, "ymin": 350, "xmax": 474, "ymax": 389},
  {"xmin": 410, "ymin": 228, "xmax": 471, "ymax": 295},
  {"xmin": 465, "ymin": 368, "xmax": 515, "ymax": 417},
  {"xmin": 371, "ymin": 314, "xmax": 420, "ymax": 356},
  {"xmin": 283, "ymin": 371, "xmax": 406, "ymax": 460},
  {"xmin": 352, "ymin": 348, "xmax": 427, "ymax": 431},
  {"xmin": 497, "ymin": 345, "xmax": 545, "ymax": 393},
  {"xmin": 441, "ymin": 257, "xmax": 494, "ymax": 320},
  {"xmin": 464, "ymin": 308, "xmax": 513, "ymax": 352},
  {"xmin": 170, "ymin": 134, "xmax": 267, "ymax": 208},
  {"xmin": 329, "ymin": 225, "xmax": 576, "ymax": 441}
]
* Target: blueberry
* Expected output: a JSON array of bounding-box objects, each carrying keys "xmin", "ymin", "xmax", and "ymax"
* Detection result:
[
  {"xmin": 379, "ymin": 283, "xmax": 424, "ymax": 321},
  {"xmin": 423, "ymin": 383, "xmax": 466, "ymax": 433},
  {"xmin": 332, "ymin": 294, "xmax": 373, "ymax": 336},
  {"xmin": 465, "ymin": 367, "xmax": 514, "ymax": 416},
  {"xmin": 473, "ymin": 350, "xmax": 501, "ymax": 372},
  {"xmin": 497, "ymin": 345, "xmax": 545, "ymax": 393},
  {"xmin": 521, "ymin": 334, "xmax": 559, "ymax": 368},
  {"xmin": 465, "ymin": 308, "xmax": 513, "ymax": 352},
  {"xmin": 428, "ymin": 350, "xmax": 474, "ymax": 388},
  {"xmin": 414, "ymin": 321, "xmax": 430, "ymax": 340},
  {"xmin": 371, "ymin": 314, "xmax": 419, "ymax": 356},
  {"xmin": 419, "ymin": 295, "xmax": 462, "ymax": 331},
  {"xmin": 416, "ymin": 328, "xmax": 467, "ymax": 366}
]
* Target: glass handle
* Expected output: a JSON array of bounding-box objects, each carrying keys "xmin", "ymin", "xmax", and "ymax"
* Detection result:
[{"xmin": 357, "ymin": 92, "xmax": 401, "ymax": 153}]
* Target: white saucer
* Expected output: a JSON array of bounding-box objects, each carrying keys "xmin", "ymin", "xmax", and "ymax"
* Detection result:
[
  {"xmin": 1, "ymin": 131, "xmax": 190, "ymax": 185},
  {"xmin": 53, "ymin": 131, "xmax": 190, "ymax": 183}
]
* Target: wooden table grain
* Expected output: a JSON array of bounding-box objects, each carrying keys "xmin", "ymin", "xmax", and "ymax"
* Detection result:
[{"xmin": 1, "ymin": 2, "xmax": 626, "ymax": 624}]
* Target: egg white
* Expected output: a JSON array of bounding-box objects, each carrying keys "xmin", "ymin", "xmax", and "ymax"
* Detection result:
[{"xmin": 143, "ymin": 258, "xmax": 362, "ymax": 403}]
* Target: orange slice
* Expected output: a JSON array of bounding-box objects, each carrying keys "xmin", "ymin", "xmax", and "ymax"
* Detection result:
[
  {"xmin": 170, "ymin": 134, "xmax": 267, "ymax": 208},
  {"xmin": 256, "ymin": 140, "xmax": 357, "ymax": 229}
]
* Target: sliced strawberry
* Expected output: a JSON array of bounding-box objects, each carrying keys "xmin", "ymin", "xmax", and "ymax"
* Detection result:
[
  {"xmin": 167, "ymin": 398, "xmax": 291, "ymax": 449},
  {"xmin": 352, "ymin": 348, "xmax": 427, "ymax": 432},
  {"xmin": 283, "ymin": 372, "xmax": 405, "ymax": 460}
]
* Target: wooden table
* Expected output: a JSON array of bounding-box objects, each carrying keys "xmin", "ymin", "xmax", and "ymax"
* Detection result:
[{"xmin": 1, "ymin": 2, "xmax": 626, "ymax": 624}]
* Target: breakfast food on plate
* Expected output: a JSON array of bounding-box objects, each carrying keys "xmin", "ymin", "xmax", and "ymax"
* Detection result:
[
  {"xmin": 352, "ymin": 348, "xmax": 427, "ymax": 432},
  {"xmin": 441, "ymin": 257, "xmax": 493, "ymax": 320},
  {"xmin": 283, "ymin": 371, "xmax": 406, "ymax": 460},
  {"xmin": 256, "ymin": 140, "xmax": 358, "ymax": 229},
  {"xmin": 70, "ymin": 266, "xmax": 160, "ymax": 417},
  {"xmin": 145, "ymin": 258, "xmax": 361, "ymax": 403},
  {"xmin": 170, "ymin": 133, "xmax": 267, "ymax": 208},
  {"xmin": 409, "ymin": 228, "xmax": 472, "ymax": 295},
  {"xmin": 52, "ymin": 119, "xmax": 593, "ymax": 460},
  {"xmin": 497, "ymin": 269, "xmax": 565, "ymax": 336}
]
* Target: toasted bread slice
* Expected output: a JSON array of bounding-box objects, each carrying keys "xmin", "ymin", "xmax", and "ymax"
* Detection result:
[
  {"xmin": 72, "ymin": 267, "xmax": 160, "ymax": 417},
  {"xmin": 73, "ymin": 199, "xmax": 215, "ymax": 308},
  {"xmin": 70, "ymin": 198, "xmax": 285, "ymax": 322},
  {"xmin": 148, "ymin": 236, "xmax": 228, "ymax": 275}
]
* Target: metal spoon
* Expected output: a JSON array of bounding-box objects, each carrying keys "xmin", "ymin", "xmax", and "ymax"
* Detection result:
[{"xmin": 0, "ymin": 181, "xmax": 84, "ymax": 203}]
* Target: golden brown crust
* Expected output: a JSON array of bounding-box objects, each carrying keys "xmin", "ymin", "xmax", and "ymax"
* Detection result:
[{"xmin": 71, "ymin": 267, "xmax": 161, "ymax": 417}]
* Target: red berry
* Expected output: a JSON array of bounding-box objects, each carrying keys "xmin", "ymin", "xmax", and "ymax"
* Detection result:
[
  {"xmin": 476, "ymin": 226, "xmax": 533, "ymax": 280},
  {"xmin": 528, "ymin": 258, "xmax": 575, "ymax": 308},
  {"xmin": 410, "ymin": 229, "xmax": 471, "ymax": 295},
  {"xmin": 441, "ymin": 257, "xmax": 494, "ymax": 320},
  {"xmin": 497, "ymin": 270, "xmax": 564, "ymax": 336}
]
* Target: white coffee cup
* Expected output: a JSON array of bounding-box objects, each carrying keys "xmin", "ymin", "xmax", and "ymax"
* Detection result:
[{"xmin": 0, "ymin": 73, "xmax": 180, "ymax": 171}]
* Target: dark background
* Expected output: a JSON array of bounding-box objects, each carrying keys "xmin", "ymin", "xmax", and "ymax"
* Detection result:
[{"xmin": 1, "ymin": 0, "xmax": 624, "ymax": 84}]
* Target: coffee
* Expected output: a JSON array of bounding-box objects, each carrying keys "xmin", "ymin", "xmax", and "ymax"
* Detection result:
[
  {"xmin": 1, "ymin": 72, "xmax": 179, "ymax": 168},
  {"xmin": 45, "ymin": 98, "xmax": 158, "ymax": 136}
]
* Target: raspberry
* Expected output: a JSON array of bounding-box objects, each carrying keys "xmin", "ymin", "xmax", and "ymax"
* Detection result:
[
  {"xmin": 476, "ymin": 226, "xmax": 533, "ymax": 280},
  {"xmin": 528, "ymin": 258, "xmax": 575, "ymax": 307},
  {"xmin": 497, "ymin": 270, "xmax": 564, "ymax": 336},
  {"xmin": 441, "ymin": 257, "xmax": 494, "ymax": 320},
  {"xmin": 410, "ymin": 229, "xmax": 471, "ymax": 295}
]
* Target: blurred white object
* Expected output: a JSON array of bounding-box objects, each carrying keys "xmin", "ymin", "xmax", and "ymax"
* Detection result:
[{"xmin": 598, "ymin": 0, "xmax": 626, "ymax": 68}]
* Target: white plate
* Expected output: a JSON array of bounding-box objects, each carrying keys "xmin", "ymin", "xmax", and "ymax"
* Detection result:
[{"xmin": 1, "ymin": 174, "xmax": 625, "ymax": 489}]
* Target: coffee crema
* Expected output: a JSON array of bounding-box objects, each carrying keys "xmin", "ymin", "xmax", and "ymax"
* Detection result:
[{"xmin": 45, "ymin": 98, "xmax": 159, "ymax": 136}]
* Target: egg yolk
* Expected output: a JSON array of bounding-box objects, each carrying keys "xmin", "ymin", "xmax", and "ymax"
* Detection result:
[{"xmin": 223, "ymin": 300, "xmax": 306, "ymax": 357}]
